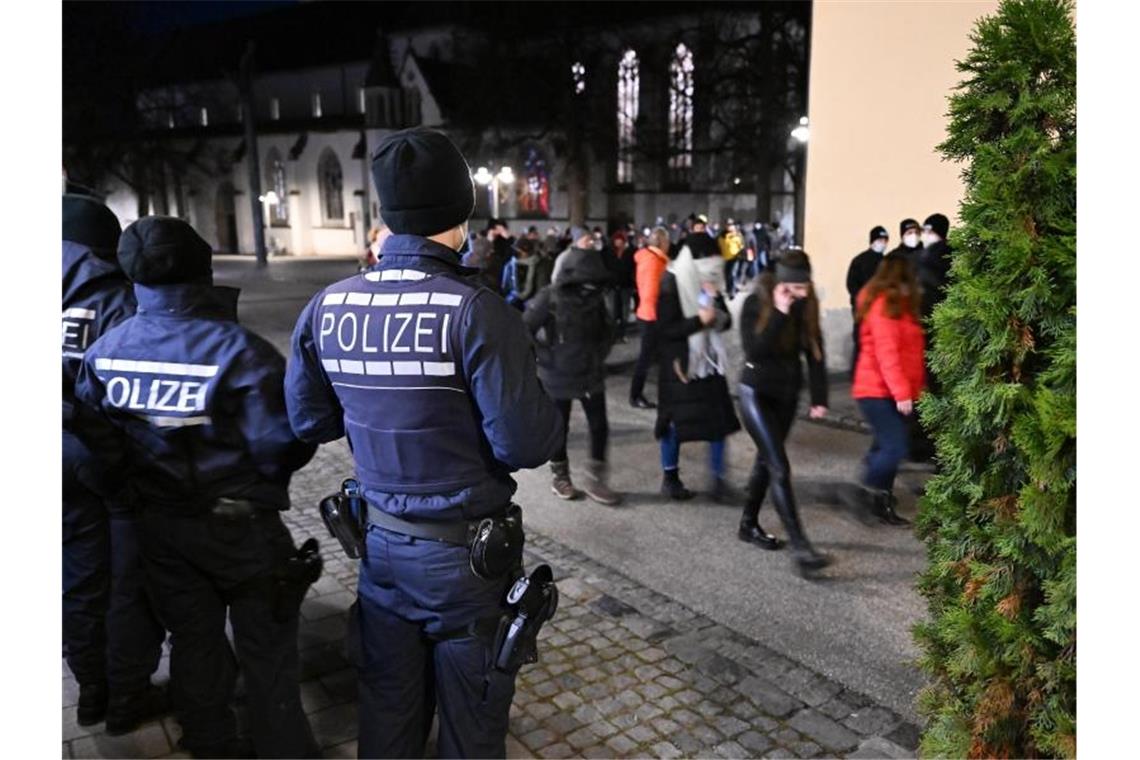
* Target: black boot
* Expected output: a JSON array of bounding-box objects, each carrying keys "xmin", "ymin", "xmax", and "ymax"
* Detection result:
[
  {"xmin": 712, "ymin": 477, "xmax": 740, "ymax": 505},
  {"xmin": 771, "ymin": 482, "xmax": 830, "ymax": 574},
  {"xmin": 737, "ymin": 501, "xmax": 783, "ymax": 550},
  {"xmin": 878, "ymin": 491, "xmax": 911, "ymax": 526},
  {"xmin": 105, "ymin": 683, "xmax": 169, "ymax": 736},
  {"xmin": 77, "ymin": 682, "xmax": 108, "ymax": 726},
  {"xmin": 630, "ymin": 395, "xmax": 657, "ymax": 409},
  {"xmin": 661, "ymin": 469, "xmax": 694, "ymax": 501}
]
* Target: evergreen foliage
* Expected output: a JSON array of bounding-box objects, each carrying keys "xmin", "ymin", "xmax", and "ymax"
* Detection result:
[{"xmin": 914, "ymin": 0, "xmax": 1075, "ymax": 756}]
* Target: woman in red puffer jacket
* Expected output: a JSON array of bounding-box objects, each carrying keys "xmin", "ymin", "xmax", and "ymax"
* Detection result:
[{"xmin": 850, "ymin": 252, "xmax": 926, "ymax": 525}]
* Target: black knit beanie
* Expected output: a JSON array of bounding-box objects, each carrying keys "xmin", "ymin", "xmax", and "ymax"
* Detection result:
[
  {"xmin": 776, "ymin": 250, "xmax": 812, "ymax": 283},
  {"xmin": 869, "ymin": 225, "xmax": 889, "ymax": 244},
  {"xmin": 923, "ymin": 213, "xmax": 949, "ymax": 239},
  {"xmin": 117, "ymin": 216, "xmax": 213, "ymax": 285},
  {"xmin": 63, "ymin": 194, "xmax": 122, "ymax": 259},
  {"xmin": 371, "ymin": 128, "xmax": 476, "ymax": 236},
  {"xmin": 899, "ymin": 218, "xmax": 920, "ymax": 236}
]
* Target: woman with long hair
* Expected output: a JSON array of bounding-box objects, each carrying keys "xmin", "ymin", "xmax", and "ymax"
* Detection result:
[
  {"xmin": 737, "ymin": 250, "xmax": 831, "ymax": 575},
  {"xmin": 850, "ymin": 252, "xmax": 926, "ymax": 525}
]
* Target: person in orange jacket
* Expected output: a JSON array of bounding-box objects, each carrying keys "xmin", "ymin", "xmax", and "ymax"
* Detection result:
[
  {"xmin": 629, "ymin": 227, "xmax": 672, "ymax": 408},
  {"xmin": 850, "ymin": 252, "xmax": 926, "ymax": 525}
]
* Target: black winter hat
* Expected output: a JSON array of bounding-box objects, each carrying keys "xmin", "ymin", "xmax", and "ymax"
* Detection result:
[
  {"xmin": 371, "ymin": 128, "xmax": 476, "ymax": 236},
  {"xmin": 899, "ymin": 218, "xmax": 920, "ymax": 236},
  {"xmin": 63, "ymin": 194, "xmax": 122, "ymax": 257},
  {"xmin": 117, "ymin": 216, "xmax": 213, "ymax": 285},
  {"xmin": 923, "ymin": 213, "xmax": 950, "ymax": 240},
  {"xmin": 869, "ymin": 225, "xmax": 889, "ymax": 243}
]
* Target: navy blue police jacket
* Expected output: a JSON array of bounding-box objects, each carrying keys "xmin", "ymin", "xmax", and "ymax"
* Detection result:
[
  {"xmin": 285, "ymin": 234, "xmax": 564, "ymax": 522},
  {"xmin": 74, "ymin": 282, "xmax": 316, "ymax": 513},
  {"xmin": 63, "ymin": 240, "xmax": 138, "ymax": 496}
]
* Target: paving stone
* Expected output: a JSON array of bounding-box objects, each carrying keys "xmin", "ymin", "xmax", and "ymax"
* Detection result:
[
  {"xmin": 667, "ymin": 731, "xmax": 704, "ymax": 755},
  {"xmin": 657, "ymin": 695, "xmax": 681, "ymax": 712},
  {"xmin": 589, "ymin": 720, "xmax": 620, "ymax": 739},
  {"xmin": 651, "ymin": 717, "xmax": 680, "ymax": 737},
  {"xmin": 656, "ymin": 674, "xmax": 685, "ymax": 691},
  {"xmin": 671, "ymin": 707, "xmax": 701, "ymax": 727},
  {"xmin": 736, "ymin": 675, "xmax": 802, "ymax": 718},
  {"xmin": 572, "ymin": 704, "xmax": 602, "ymax": 726},
  {"xmin": 887, "ymin": 721, "xmax": 922, "ymax": 751},
  {"xmin": 605, "ymin": 733, "xmax": 638, "ymax": 754},
  {"xmin": 323, "ymin": 740, "xmax": 359, "ymax": 759},
  {"xmin": 579, "ymin": 683, "xmax": 610, "ymax": 701},
  {"xmin": 532, "ymin": 680, "xmax": 560, "ymax": 698},
  {"xmin": 591, "ymin": 594, "xmax": 638, "ymax": 618},
  {"xmin": 695, "ymin": 652, "xmax": 747, "ymax": 685},
  {"xmin": 615, "ymin": 689, "xmax": 644, "ymax": 709},
  {"xmin": 634, "ymin": 664, "xmax": 665, "ymax": 682},
  {"xmin": 71, "ymin": 722, "xmax": 170, "ymax": 759},
  {"xmin": 552, "ymin": 691, "xmax": 583, "ymax": 710},
  {"xmin": 651, "ymin": 740, "xmax": 684, "ymax": 758},
  {"xmin": 713, "ymin": 714, "xmax": 750, "ymax": 738},
  {"xmin": 793, "ymin": 740, "xmax": 824, "ymax": 758},
  {"xmin": 662, "ymin": 633, "xmax": 712, "ymax": 665},
  {"xmin": 610, "ymin": 711, "xmax": 640, "ymax": 730},
  {"xmin": 61, "ymin": 707, "xmax": 99, "ymax": 742},
  {"xmin": 538, "ymin": 742, "xmax": 575, "ymax": 758},
  {"xmin": 847, "ymin": 736, "xmax": 916, "ymax": 759},
  {"xmin": 780, "ymin": 667, "xmax": 844, "ymax": 707},
  {"xmin": 520, "ymin": 728, "xmax": 559, "ymax": 752},
  {"xmin": 787, "ymin": 709, "xmax": 860, "ymax": 753},
  {"xmin": 737, "ymin": 729, "xmax": 775, "ymax": 755},
  {"xmin": 565, "ymin": 727, "xmax": 600, "ymax": 750},
  {"xmin": 309, "ymin": 703, "xmax": 358, "ymax": 747},
  {"xmin": 713, "ymin": 740, "xmax": 748, "ymax": 758},
  {"xmin": 527, "ymin": 701, "xmax": 558, "ymax": 721},
  {"xmin": 842, "ymin": 706, "xmax": 903, "ymax": 737},
  {"xmin": 633, "ymin": 703, "xmax": 664, "ymax": 722},
  {"xmin": 544, "ymin": 712, "xmax": 583, "ymax": 736},
  {"xmin": 764, "ymin": 747, "xmax": 797, "ymax": 758},
  {"xmin": 774, "ymin": 728, "xmax": 804, "ymax": 745},
  {"xmin": 694, "ymin": 700, "xmax": 723, "ymax": 718},
  {"xmin": 511, "ymin": 715, "xmax": 541, "ymax": 737},
  {"xmin": 818, "ymin": 694, "xmax": 859, "ymax": 721},
  {"xmin": 300, "ymin": 679, "xmax": 334, "ymax": 714},
  {"xmin": 625, "ymin": 723, "xmax": 659, "ymax": 745},
  {"xmin": 581, "ymin": 744, "xmax": 617, "ymax": 759}
]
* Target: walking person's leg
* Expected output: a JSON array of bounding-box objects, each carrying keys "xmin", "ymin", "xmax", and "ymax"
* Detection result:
[
  {"xmin": 581, "ymin": 391, "xmax": 620, "ymax": 505},
  {"xmin": 856, "ymin": 398, "xmax": 912, "ymax": 525},
  {"xmin": 630, "ymin": 319, "xmax": 659, "ymax": 407},
  {"xmin": 660, "ymin": 425, "xmax": 693, "ymax": 500},
  {"xmin": 549, "ymin": 399, "xmax": 580, "ymax": 499}
]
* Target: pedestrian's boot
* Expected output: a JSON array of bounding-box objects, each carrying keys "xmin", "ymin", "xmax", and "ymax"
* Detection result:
[
  {"xmin": 661, "ymin": 468, "xmax": 694, "ymax": 501},
  {"xmin": 712, "ymin": 478, "xmax": 741, "ymax": 505},
  {"xmin": 550, "ymin": 460, "xmax": 582, "ymax": 500},
  {"xmin": 76, "ymin": 682, "xmax": 108, "ymax": 726},
  {"xmin": 583, "ymin": 459, "xmax": 622, "ymax": 506},
  {"xmin": 875, "ymin": 490, "xmax": 911, "ymax": 526},
  {"xmin": 737, "ymin": 500, "xmax": 783, "ymax": 550},
  {"xmin": 105, "ymin": 683, "xmax": 169, "ymax": 736},
  {"xmin": 837, "ymin": 483, "xmax": 884, "ymax": 526},
  {"xmin": 771, "ymin": 483, "xmax": 831, "ymax": 576},
  {"xmin": 630, "ymin": 395, "xmax": 657, "ymax": 410}
]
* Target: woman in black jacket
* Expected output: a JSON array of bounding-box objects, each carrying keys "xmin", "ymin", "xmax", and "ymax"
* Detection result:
[
  {"xmin": 738, "ymin": 250, "xmax": 831, "ymax": 575},
  {"xmin": 654, "ymin": 232, "xmax": 741, "ymax": 501},
  {"xmin": 524, "ymin": 239, "xmax": 621, "ymax": 506}
]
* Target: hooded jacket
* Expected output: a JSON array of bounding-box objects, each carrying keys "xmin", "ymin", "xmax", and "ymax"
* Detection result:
[
  {"xmin": 523, "ymin": 246, "xmax": 614, "ymax": 400},
  {"xmin": 633, "ymin": 246, "xmax": 669, "ymax": 321},
  {"xmin": 852, "ymin": 292, "xmax": 926, "ymax": 402}
]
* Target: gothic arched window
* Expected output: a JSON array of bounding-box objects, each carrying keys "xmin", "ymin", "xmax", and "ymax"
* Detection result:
[
  {"xmin": 668, "ymin": 43, "xmax": 694, "ymax": 181},
  {"xmin": 617, "ymin": 49, "xmax": 639, "ymax": 184},
  {"xmin": 265, "ymin": 148, "xmax": 288, "ymax": 226},
  {"xmin": 318, "ymin": 148, "xmax": 344, "ymax": 223}
]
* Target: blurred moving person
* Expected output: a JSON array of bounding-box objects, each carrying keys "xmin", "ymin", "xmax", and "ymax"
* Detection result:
[{"xmin": 628, "ymin": 227, "xmax": 671, "ymax": 410}]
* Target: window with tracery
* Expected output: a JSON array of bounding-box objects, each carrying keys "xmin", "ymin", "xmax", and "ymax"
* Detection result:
[
  {"xmin": 318, "ymin": 148, "xmax": 344, "ymax": 223},
  {"xmin": 668, "ymin": 43, "xmax": 694, "ymax": 181},
  {"xmin": 617, "ymin": 50, "xmax": 639, "ymax": 184}
]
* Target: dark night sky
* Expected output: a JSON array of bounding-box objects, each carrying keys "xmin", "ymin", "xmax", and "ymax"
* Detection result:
[{"xmin": 117, "ymin": 1, "xmax": 297, "ymax": 34}]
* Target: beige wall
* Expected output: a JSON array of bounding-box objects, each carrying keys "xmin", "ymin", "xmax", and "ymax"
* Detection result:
[{"xmin": 803, "ymin": 0, "xmax": 999, "ymax": 370}]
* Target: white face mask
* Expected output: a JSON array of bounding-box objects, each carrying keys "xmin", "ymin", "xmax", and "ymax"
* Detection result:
[
  {"xmin": 921, "ymin": 231, "xmax": 939, "ymax": 247},
  {"xmin": 871, "ymin": 241, "xmax": 887, "ymax": 254},
  {"xmin": 903, "ymin": 232, "xmax": 919, "ymax": 248}
]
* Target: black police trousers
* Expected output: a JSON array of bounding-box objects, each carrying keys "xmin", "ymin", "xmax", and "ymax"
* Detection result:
[
  {"xmin": 63, "ymin": 434, "xmax": 164, "ymax": 693},
  {"xmin": 138, "ymin": 507, "xmax": 319, "ymax": 759}
]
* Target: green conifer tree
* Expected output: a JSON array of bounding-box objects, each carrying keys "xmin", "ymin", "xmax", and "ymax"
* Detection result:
[{"xmin": 914, "ymin": 0, "xmax": 1075, "ymax": 756}]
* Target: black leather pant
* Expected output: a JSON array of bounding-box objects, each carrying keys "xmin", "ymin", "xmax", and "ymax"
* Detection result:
[{"xmin": 738, "ymin": 384, "xmax": 812, "ymax": 548}]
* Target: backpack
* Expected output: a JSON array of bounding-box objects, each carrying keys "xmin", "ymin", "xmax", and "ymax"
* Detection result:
[{"xmin": 551, "ymin": 283, "xmax": 611, "ymax": 347}]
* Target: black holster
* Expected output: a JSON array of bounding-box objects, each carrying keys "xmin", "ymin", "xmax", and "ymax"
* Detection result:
[
  {"xmin": 494, "ymin": 564, "xmax": 558, "ymax": 672},
  {"xmin": 319, "ymin": 479, "xmax": 367, "ymax": 559}
]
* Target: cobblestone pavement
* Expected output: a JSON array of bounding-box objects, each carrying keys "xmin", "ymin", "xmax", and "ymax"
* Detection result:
[{"xmin": 64, "ymin": 440, "xmax": 919, "ymax": 759}]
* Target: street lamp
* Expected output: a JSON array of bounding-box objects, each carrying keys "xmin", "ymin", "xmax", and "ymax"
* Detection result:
[
  {"xmin": 791, "ymin": 116, "xmax": 810, "ymax": 144},
  {"xmin": 474, "ymin": 166, "xmax": 514, "ymax": 219}
]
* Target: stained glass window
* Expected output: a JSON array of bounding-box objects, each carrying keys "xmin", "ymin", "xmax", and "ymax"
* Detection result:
[
  {"xmin": 265, "ymin": 148, "xmax": 288, "ymax": 226},
  {"xmin": 668, "ymin": 43, "xmax": 694, "ymax": 181},
  {"xmin": 318, "ymin": 148, "xmax": 344, "ymax": 223},
  {"xmin": 617, "ymin": 50, "xmax": 639, "ymax": 184}
]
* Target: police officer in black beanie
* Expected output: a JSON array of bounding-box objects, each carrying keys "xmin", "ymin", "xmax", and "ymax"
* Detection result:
[
  {"xmin": 845, "ymin": 225, "xmax": 890, "ymax": 376},
  {"xmin": 75, "ymin": 216, "xmax": 321, "ymax": 758},
  {"xmin": 285, "ymin": 127, "xmax": 563, "ymax": 759}
]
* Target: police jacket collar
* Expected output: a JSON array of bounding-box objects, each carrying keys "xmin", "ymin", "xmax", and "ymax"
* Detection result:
[
  {"xmin": 134, "ymin": 282, "xmax": 239, "ymax": 320},
  {"xmin": 377, "ymin": 234, "xmax": 479, "ymax": 275}
]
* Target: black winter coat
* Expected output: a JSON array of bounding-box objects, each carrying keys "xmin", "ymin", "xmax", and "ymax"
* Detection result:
[
  {"xmin": 653, "ymin": 271, "xmax": 741, "ymax": 442},
  {"xmin": 917, "ymin": 240, "xmax": 952, "ymax": 320},
  {"xmin": 738, "ymin": 294, "xmax": 828, "ymax": 407},
  {"xmin": 845, "ymin": 248, "xmax": 883, "ymax": 311},
  {"xmin": 523, "ymin": 248, "xmax": 614, "ymax": 401}
]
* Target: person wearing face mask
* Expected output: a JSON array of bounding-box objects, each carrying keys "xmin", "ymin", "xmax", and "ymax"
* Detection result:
[
  {"xmin": 285, "ymin": 128, "xmax": 563, "ymax": 759},
  {"xmin": 909, "ymin": 212, "xmax": 954, "ymax": 463},
  {"xmin": 846, "ymin": 226, "xmax": 890, "ymax": 375},
  {"xmin": 889, "ymin": 218, "xmax": 923, "ymax": 267},
  {"xmin": 653, "ymin": 217, "xmax": 741, "ymax": 502},
  {"xmin": 737, "ymin": 250, "xmax": 830, "ymax": 575}
]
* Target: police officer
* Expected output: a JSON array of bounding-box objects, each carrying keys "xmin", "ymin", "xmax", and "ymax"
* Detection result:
[
  {"xmin": 74, "ymin": 216, "xmax": 320, "ymax": 759},
  {"xmin": 62, "ymin": 194, "xmax": 167, "ymax": 733},
  {"xmin": 889, "ymin": 218, "xmax": 924, "ymax": 267},
  {"xmin": 285, "ymin": 127, "xmax": 563, "ymax": 759}
]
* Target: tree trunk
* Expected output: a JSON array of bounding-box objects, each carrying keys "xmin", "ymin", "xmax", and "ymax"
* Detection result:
[{"xmin": 240, "ymin": 42, "xmax": 268, "ymax": 266}]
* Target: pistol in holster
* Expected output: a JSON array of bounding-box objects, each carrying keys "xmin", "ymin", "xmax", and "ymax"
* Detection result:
[
  {"xmin": 319, "ymin": 479, "xmax": 367, "ymax": 559},
  {"xmin": 493, "ymin": 564, "xmax": 559, "ymax": 672}
]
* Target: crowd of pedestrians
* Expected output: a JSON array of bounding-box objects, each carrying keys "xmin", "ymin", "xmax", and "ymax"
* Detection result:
[{"xmin": 62, "ymin": 124, "xmax": 954, "ymax": 757}]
